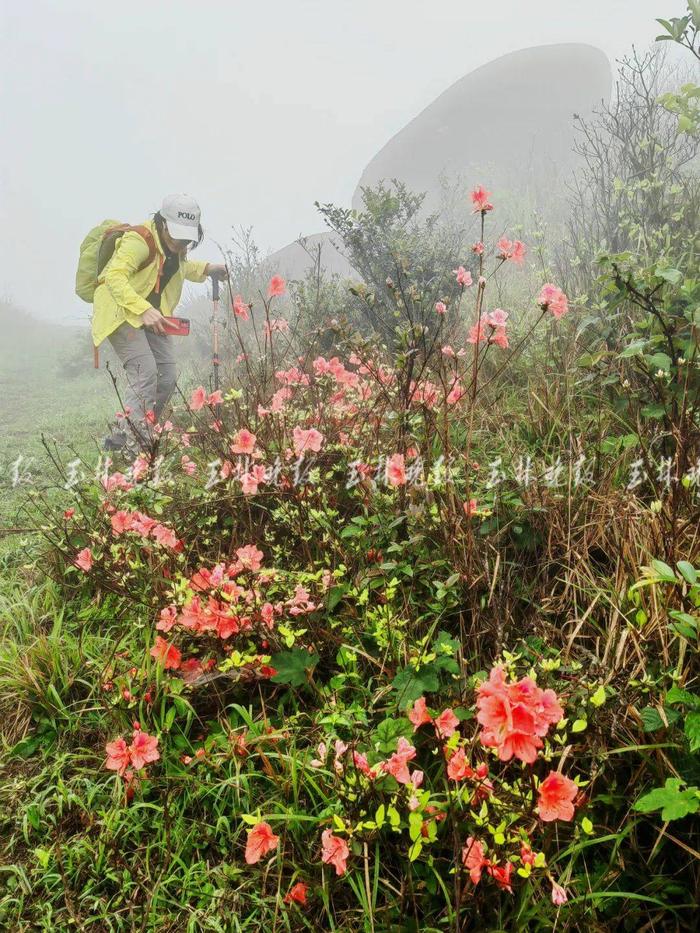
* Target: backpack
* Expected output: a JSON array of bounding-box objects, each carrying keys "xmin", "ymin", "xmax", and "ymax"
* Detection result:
[{"xmin": 75, "ymin": 219, "xmax": 156, "ymax": 303}]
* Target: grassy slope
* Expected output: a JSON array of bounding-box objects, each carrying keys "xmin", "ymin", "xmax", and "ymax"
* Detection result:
[{"xmin": 0, "ymin": 305, "xmax": 113, "ymax": 541}]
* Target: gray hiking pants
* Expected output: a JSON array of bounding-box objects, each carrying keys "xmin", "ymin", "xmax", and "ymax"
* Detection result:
[{"xmin": 105, "ymin": 322, "xmax": 178, "ymax": 448}]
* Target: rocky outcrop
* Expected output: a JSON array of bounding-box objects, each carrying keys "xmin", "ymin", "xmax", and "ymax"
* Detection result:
[{"xmin": 268, "ymin": 44, "xmax": 612, "ymax": 281}]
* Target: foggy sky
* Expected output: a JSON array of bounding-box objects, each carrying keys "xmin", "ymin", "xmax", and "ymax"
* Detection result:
[{"xmin": 1, "ymin": 0, "xmax": 669, "ymax": 324}]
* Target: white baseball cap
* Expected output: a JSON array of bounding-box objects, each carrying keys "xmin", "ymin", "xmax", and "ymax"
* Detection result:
[{"xmin": 160, "ymin": 193, "xmax": 202, "ymax": 242}]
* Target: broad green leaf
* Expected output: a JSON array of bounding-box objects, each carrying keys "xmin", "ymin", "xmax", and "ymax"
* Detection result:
[
  {"xmin": 650, "ymin": 559, "xmax": 677, "ymax": 582},
  {"xmin": 634, "ymin": 778, "xmax": 700, "ymax": 821},
  {"xmin": 676, "ymin": 561, "xmax": 698, "ymax": 585},
  {"xmin": 641, "ymin": 706, "xmax": 681, "ymax": 731},
  {"xmin": 269, "ymin": 648, "xmax": 320, "ymax": 687},
  {"xmin": 408, "ymin": 811, "xmax": 423, "ymax": 842},
  {"xmin": 590, "ymin": 685, "xmax": 607, "ymax": 708},
  {"xmin": 408, "ymin": 839, "xmax": 423, "ymax": 861},
  {"xmin": 391, "ymin": 665, "xmax": 440, "ymax": 706},
  {"xmin": 684, "ymin": 712, "xmax": 700, "ymax": 753},
  {"xmin": 374, "ymin": 718, "xmax": 413, "ymax": 755},
  {"xmin": 571, "ymin": 719, "xmax": 587, "ymax": 733},
  {"xmin": 654, "ymin": 267, "xmax": 683, "ymax": 286},
  {"xmin": 665, "ymin": 686, "xmax": 700, "ymax": 708}
]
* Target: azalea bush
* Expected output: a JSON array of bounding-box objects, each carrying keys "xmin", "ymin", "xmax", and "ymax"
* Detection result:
[{"xmin": 1, "ymin": 177, "xmax": 699, "ymax": 932}]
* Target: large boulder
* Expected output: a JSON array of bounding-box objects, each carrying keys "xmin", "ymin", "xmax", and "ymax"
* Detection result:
[
  {"xmin": 352, "ymin": 43, "xmax": 611, "ymax": 216},
  {"xmin": 269, "ymin": 44, "xmax": 612, "ymax": 280}
]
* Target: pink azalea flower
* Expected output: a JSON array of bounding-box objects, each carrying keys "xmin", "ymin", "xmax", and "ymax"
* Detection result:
[
  {"xmin": 476, "ymin": 666, "xmax": 564, "ymax": 764},
  {"xmin": 538, "ymin": 284, "xmax": 569, "ymax": 319},
  {"xmin": 487, "ymin": 862, "xmax": 514, "ymax": 893},
  {"xmin": 537, "ymin": 771, "xmax": 578, "ymax": 822},
  {"xmin": 408, "ymin": 697, "xmax": 432, "ymax": 730},
  {"xmin": 189, "ymin": 386, "xmax": 208, "ymax": 411},
  {"xmin": 441, "ymin": 345, "xmax": 456, "ymax": 357},
  {"xmin": 467, "ymin": 316, "xmax": 489, "ymax": 345},
  {"xmin": 434, "ymin": 708, "xmax": 459, "ymax": 739},
  {"xmin": 233, "ymin": 295, "xmax": 250, "ymax": 320},
  {"xmin": 208, "ymin": 390, "xmax": 223, "ymax": 405},
  {"xmin": 157, "ymin": 606, "xmax": 178, "ymax": 633},
  {"xmin": 488, "ymin": 309, "xmax": 509, "ymax": 327},
  {"xmin": 490, "ymin": 327, "xmax": 509, "ymax": 349},
  {"xmin": 150, "ymin": 635, "xmax": 182, "ymax": 670},
  {"xmin": 105, "ymin": 737, "xmax": 131, "ymax": 775},
  {"xmin": 128, "ymin": 729, "xmax": 159, "ymax": 770},
  {"xmin": 446, "ymin": 380, "xmax": 465, "ymax": 405},
  {"xmin": 284, "ymin": 881, "xmax": 309, "ymax": 906},
  {"xmin": 321, "ymin": 829, "xmax": 349, "ymax": 876},
  {"xmin": 382, "ymin": 737, "xmax": 417, "ymax": 784},
  {"xmin": 446, "ymin": 747, "xmax": 474, "ymax": 781},
  {"xmin": 472, "ymin": 241, "xmax": 485, "ymax": 255},
  {"xmin": 245, "ymin": 821, "xmax": 280, "ymax": 864},
  {"xmin": 551, "ymin": 879, "xmax": 569, "ymax": 905},
  {"xmin": 231, "ymin": 429, "xmax": 257, "ymax": 455},
  {"xmin": 435, "ymin": 301, "xmax": 447, "ymax": 314},
  {"xmin": 233, "ymin": 544, "xmax": 264, "ymax": 572},
  {"xmin": 453, "ymin": 266, "xmax": 473, "ymax": 288},
  {"xmin": 292, "ymin": 426, "xmax": 324, "ymax": 458},
  {"xmin": 386, "ymin": 453, "xmax": 406, "ymax": 487},
  {"xmin": 74, "ymin": 547, "xmax": 93, "ymax": 572},
  {"xmin": 267, "ymin": 275, "xmax": 286, "ymax": 298},
  {"xmin": 497, "ymin": 238, "xmax": 526, "ymax": 264},
  {"xmin": 462, "ymin": 837, "xmax": 486, "ymax": 884},
  {"xmin": 463, "ymin": 498, "xmax": 478, "ymax": 517},
  {"xmin": 470, "ymin": 186, "xmax": 494, "ymax": 213},
  {"xmin": 181, "ymin": 455, "xmax": 197, "ymax": 476}
]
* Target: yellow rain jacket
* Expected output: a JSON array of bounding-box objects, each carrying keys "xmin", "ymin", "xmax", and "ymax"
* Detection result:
[{"xmin": 91, "ymin": 219, "xmax": 210, "ymax": 346}]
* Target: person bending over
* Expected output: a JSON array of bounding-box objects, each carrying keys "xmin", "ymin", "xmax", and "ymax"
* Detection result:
[{"xmin": 91, "ymin": 193, "xmax": 226, "ymax": 454}]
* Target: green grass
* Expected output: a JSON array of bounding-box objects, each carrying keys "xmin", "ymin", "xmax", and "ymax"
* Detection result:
[{"xmin": 0, "ymin": 306, "xmax": 113, "ymax": 540}]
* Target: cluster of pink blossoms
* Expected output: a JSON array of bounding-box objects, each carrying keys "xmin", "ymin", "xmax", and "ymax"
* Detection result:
[
  {"xmin": 153, "ymin": 547, "xmax": 327, "ymax": 682},
  {"xmin": 467, "ymin": 309, "xmax": 510, "ymax": 349},
  {"xmin": 476, "ymin": 665, "xmax": 564, "ymax": 763},
  {"xmin": 538, "ymin": 283, "xmax": 569, "ymax": 319},
  {"xmin": 109, "ymin": 508, "xmax": 181, "ymax": 550},
  {"xmin": 189, "ymin": 386, "xmax": 223, "ymax": 411},
  {"xmin": 497, "ymin": 237, "xmax": 526, "ymax": 264},
  {"xmin": 105, "ymin": 726, "xmax": 159, "ymax": 778}
]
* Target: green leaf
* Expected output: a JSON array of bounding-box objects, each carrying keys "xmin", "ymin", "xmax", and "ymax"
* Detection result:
[
  {"xmin": 650, "ymin": 559, "xmax": 677, "ymax": 582},
  {"xmin": 676, "ymin": 561, "xmax": 698, "ymax": 585},
  {"xmin": 634, "ymin": 778, "xmax": 700, "ymax": 821},
  {"xmin": 374, "ymin": 717, "xmax": 413, "ymax": 755},
  {"xmin": 571, "ymin": 719, "xmax": 588, "ymax": 733},
  {"xmin": 391, "ymin": 665, "xmax": 440, "ymax": 706},
  {"xmin": 581, "ymin": 817, "xmax": 594, "ymax": 835},
  {"xmin": 654, "ymin": 267, "xmax": 683, "ymax": 285},
  {"xmin": 408, "ymin": 839, "xmax": 423, "ymax": 861},
  {"xmin": 269, "ymin": 648, "xmax": 320, "ymax": 687},
  {"xmin": 641, "ymin": 706, "xmax": 681, "ymax": 732},
  {"xmin": 327, "ymin": 584, "xmax": 347, "ymax": 611},
  {"xmin": 647, "ymin": 352, "xmax": 673, "ymax": 373},
  {"xmin": 590, "ymin": 685, "xmax": 607, "ymax": 708},
  {"xmin": 408, "ymin": 811, "xmax": 423, "ymax": 842},
  {"xmin": 665, "ymin": 686, "xmax": 700, "ymax": 708},
  {"xmin": 684, "ymin": 712, "xmax": 700, "ymax": 753}
]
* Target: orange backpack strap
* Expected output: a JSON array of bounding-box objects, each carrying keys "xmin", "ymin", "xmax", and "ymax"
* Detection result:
[
  {"xmin": 100, "ymin": 223, "xmax": 157, "ymax": 273},
  {"xmin": 128, "ymin": 225, "xmax": 157, "ymax": 271}
]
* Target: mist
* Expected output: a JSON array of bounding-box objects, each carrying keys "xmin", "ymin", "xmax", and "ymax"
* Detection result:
[{"xmin": 1, "ymin": 0, "xmax": 668, "ymax": 325}]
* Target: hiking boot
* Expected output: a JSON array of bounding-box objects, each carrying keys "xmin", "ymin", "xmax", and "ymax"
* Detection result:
[{"xmin": 103, "ymin": 431, "xmax": 128, "ymax": 451}]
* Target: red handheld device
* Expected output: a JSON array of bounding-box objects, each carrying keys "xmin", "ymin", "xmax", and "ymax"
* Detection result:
[{"xmin": 161, "ymin": 316, "xmax": 191, "ymax": 336}]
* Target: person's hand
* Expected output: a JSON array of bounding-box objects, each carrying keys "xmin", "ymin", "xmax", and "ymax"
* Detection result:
[
  {"xmin": 142, "ymin": 306, "xmax": 167, "ymax": 335},
  {"xmin": 206, "ymin": 263, "xmax": 228, "ymax": 281}
]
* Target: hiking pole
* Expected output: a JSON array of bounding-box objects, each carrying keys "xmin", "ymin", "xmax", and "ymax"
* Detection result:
[{"xmin": 212, "ymin": 276, "xmax": 221, "ymax": 417}]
